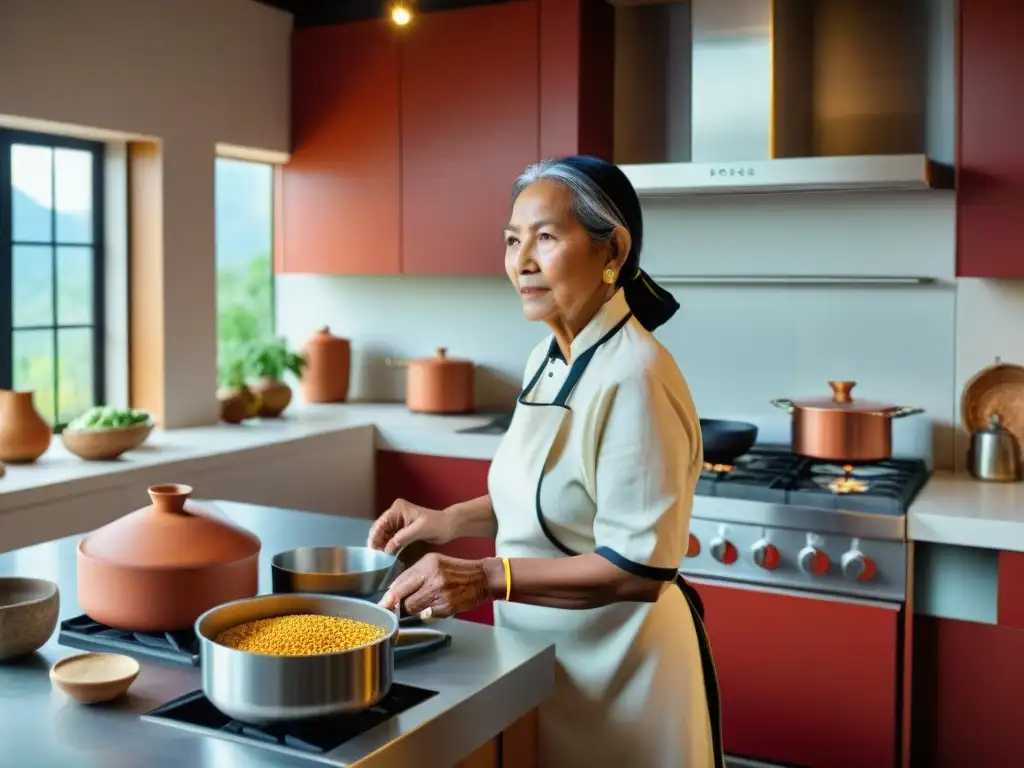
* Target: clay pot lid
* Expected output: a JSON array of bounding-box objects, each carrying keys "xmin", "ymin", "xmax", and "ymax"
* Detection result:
[
  {"xmin": 79, "ymin": 484, "xmax": 261, "ymax": 569},
  {"xmin": 790, "ymin": 381, "xmax": 900, "ymax": 413},
  {"xmin": 413, "ymin": 347, "xmax": 472, "ymax": 367}
]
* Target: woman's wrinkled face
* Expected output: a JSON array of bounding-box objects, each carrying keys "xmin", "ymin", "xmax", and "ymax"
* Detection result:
[{"xmin": 504, "ymin": 180, "xmax": 625, "ymax": 327}]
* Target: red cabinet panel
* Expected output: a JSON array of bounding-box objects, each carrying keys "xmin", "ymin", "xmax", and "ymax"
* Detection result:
[
  {"xmin": 375, "ymin": 451, "xmax": 495, "ymax": 624},
  {"xmin": 957, "ymin": 0, "xmax": 1024, "ymax": 277},
  {"xmin": 912, "ymin": 616, "xmax": 1024, "ymax": 767},
  {"xmin": 282, "ymin": 21, "xmax": 401, "ymax": 274},
  {"xmin": 539, "ymin": 0, "xmax": 614, "ymax": 160},
  {"xmin": 400, "ymin": 1, "xmax": 540, "ymax": 275},
  {"xmin": 997, "ymin": 550, "xmax": 1024, "ymax": 628},
  {"xmin": 697, "ymin": 581, "xmax": 900, "ymax": 768}
]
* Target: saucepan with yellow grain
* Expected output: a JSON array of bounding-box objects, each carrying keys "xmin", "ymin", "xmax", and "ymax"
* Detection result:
[{"xmin": 196, "ymin": 593, "xmax": 432, "ymax": 723}]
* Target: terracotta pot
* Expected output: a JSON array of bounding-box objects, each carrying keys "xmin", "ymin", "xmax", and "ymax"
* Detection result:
[
  {"xmin": 0, "ymin": 390, "xmax": 51, "ymax": 463},
  {"xmin": 217, "ymin": 384, "xmax": 258, "ymax": 420},
  {"xmin": 252, "ymin": 378, "xmax": 293, "ymax": 417},
  {"xmin": 771, "ymin": 381, "xmax": 924, "ymax": 463},
  {"xmin": 77, "ymin": 483, "xmax": 261, "ymax": 631},
  {"xmin": 218, "ymin": 392, "xmax": 249, "ymax": 424},
  {"xmin": 387, "ymin": 347, "xmax": 475, "ymax": 414},
  {"xmin": 303, "ymin": 327, "xmax": 351, "ymax": 403}
]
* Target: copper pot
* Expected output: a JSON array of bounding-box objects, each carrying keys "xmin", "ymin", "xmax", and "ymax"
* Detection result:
[
  {"xmin": 77, "ymin": 483, "xmax": 261, "ymax": 631},
  {"xmin": 387, "ymin": 347, "xmax": 475, "ymax": 414},
  {"xmin": 303, "ymin": 327, "xmax": 351, "ymax": 404},
  {"xmin": 771, "ymin": 381, "xmax": 924, "ymax": 463}
]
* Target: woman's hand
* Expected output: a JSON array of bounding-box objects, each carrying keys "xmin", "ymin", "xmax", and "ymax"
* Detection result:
[
  {"xmin": 379, "ymin": 552, "xmax": 504, "ymax": 618},
  {"xmin": 367, "ymin": 499, "xmax": 454, "ymax": 554}
]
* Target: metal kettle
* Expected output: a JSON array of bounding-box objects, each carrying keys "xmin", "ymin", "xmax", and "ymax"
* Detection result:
[{"xmin": 968, "ymin": 413, "xmax": 1022, "ymax": 482}]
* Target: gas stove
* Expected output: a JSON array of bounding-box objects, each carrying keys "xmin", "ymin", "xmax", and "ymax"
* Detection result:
[
  {"xmin": 685, "ymin": 446, "xmax": 930, "ymax": 601},
  {"xmin": 143, "ymin": 684, "xmax": 438, "ymax": 759},
  {"xmin": 58, "ymin": 615, "xmax": 200, "ymax": 666}
]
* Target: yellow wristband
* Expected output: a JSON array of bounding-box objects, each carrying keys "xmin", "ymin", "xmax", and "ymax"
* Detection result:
[{"xmin": 501, "ymin": 557, "xmax": 512, "ymax": 601}]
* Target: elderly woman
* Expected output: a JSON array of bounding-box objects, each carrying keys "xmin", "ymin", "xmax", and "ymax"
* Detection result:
[{"xmin": 369, "ymin": 155, "xmax": 722, "ymax": 768}]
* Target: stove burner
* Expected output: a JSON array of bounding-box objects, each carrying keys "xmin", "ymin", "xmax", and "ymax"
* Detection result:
[
  {"xmin": 143, "ymin": 685, "xmax": 438, "ymax": 755},
  {"xmin": 703, "ymin": 462, "xmax": 735, "ymax": 473},
  {"xmin": 58, "ymin": 615, "xmax": 200, "ymax": 666},
  {"xmin": 696, "ymin": 447, "xmax": 929, "ymax": 515}
]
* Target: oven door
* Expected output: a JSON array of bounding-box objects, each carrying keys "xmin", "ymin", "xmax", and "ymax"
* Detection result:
[{"xmin": 693, "ymin": 578, "xmax": 902, "ymax": 768}]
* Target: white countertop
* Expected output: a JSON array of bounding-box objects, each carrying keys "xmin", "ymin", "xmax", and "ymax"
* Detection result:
[
  {"xmin": 0, "ymin": 403, "xmax": 503, "ymax": 508},
  {"xmin": 909, "ymin": 471, "xmax": 1024, "ymax": 553},
  {"xmin": 4, "ymin": 403, "xmax": 1024, "ymax": 554}
]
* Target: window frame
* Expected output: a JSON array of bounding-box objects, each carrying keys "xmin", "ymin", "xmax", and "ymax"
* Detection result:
[{"xmin": 0, "ymin": 128, "xmax": 106, "ymax": 430}]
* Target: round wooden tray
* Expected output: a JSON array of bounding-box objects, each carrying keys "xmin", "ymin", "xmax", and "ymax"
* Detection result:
[{"xmin": 961, "ymin": 359, "xmax": 1024, "ymax": 448}]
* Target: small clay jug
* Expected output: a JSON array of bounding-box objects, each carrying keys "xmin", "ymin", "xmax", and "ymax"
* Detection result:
[
  {"xmin": 0, "ymin": 390, "xmax": 51, "ymax": 463},
  {"xmin": 303, "ymin": 327, "xmax": 351, "ymax": 403}
]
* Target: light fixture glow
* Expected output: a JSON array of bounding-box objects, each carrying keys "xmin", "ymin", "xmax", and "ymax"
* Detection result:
[{"xmin": 390, "ymin": 4, "xmax": 412, "ymax": 25}]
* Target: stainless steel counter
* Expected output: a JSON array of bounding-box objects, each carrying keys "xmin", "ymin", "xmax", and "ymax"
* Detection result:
[{"xmin": 0, "ymin": 502, "xmax": 555, "ymax": 768}]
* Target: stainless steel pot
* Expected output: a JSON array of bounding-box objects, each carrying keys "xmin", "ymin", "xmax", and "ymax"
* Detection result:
[
  {"xmin": 195, "ymin": 593, "xmax": 398, "ymax": 723},
  {"xmin": 271, "ymin": 546, "xmax": 403, "ymax": 597}
]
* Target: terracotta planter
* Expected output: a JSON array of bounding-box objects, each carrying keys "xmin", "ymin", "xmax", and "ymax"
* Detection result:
[
  {"xmin": 0, "ymin": 390, "xmax": 51, "ymax": 463},
  {"xmin": 303, "ymin": 327, "xmax": 351, "ymax": 403},
  {"xmin": 217, "ymin": 384, "xmax": 258, "ymax": 422},
  {"xmin": 77, "ymin": 483, "xmax": 261, "ymax": 631},
  {"xmin": 252, "ymin": 378, "xmax": 293, "ymax": 417}
]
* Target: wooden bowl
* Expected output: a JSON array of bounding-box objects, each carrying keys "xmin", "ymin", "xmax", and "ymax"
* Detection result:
[
  {"xmin": 961, "ymin": 361, "xmax": 1024, "ymax": 451},
  {"xmin": 50, "ymin": 652, "xmax": 140, "ymax": 703},
  {"xmin": 61, "ymin": 421, "xmax": 153, "ymax": 461},
  {"xmin": 0, "ymin": 577, "xmax": 59, "ymax": 662}
]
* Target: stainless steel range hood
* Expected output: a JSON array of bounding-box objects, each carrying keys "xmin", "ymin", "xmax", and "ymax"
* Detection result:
[{"xmin": 612, "ymin": 0, "xmax": 954, "ymax": 196}]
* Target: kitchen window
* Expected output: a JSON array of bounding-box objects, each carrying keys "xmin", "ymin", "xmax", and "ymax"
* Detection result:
[
  {"xmin": 215, "ymin": 157, "xmax": 275, "ymax": 377},
  {"xmin": 0, "ymin": 129, "xmax": 105, "ymax": 428}
]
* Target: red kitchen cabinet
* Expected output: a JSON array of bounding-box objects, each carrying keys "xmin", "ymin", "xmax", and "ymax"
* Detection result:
[
  {"xmin": 399, "ymin": 1, "xmax": 540, "ymax": 276},
  {"xmin": 997, "ymin": 550, "xmax": 1024, "ymax": 628},
  {"xmin": 375, "ymin": 451, "xmax": 495, "ymax": 624},
  {"xmin": 957, "ymin": 0, "xmax": 1024, "ymax": 277},
  {"xmin": 281, "ymin": 21, "xmax": 401, "ymax": 274},
  {"xmin": 539, "ymin": 0, "xmax": 615, "ymax": 160},
  {"xmin": 696, "ymin": 580, "xmax": 900, "ymax": 768},
  {"xmin": 912, "ymin": 615, "xmax": 1024, "ymax": 767}
]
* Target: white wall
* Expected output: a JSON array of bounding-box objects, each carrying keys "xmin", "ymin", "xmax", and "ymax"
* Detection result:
[
  {"xmin": 0, "ymin": 0, "xmax": 292, "ymax": 427},
  {"xmin": 277, "ymin": 191, "xmax": 961, "ymax": 469}
]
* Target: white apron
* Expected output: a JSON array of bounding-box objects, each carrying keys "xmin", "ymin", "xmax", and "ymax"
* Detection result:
[{"xmin": 489, "ymin": 312, "xmax": 724, "ymax": 768}]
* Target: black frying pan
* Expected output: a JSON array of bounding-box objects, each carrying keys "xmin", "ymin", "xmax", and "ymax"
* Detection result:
[{"xmin": 700, "ymin": 418, "xmax": 758, "ymax": 465}]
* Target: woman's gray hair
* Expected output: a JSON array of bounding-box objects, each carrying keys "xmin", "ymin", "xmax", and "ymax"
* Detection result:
[{"xmin": 511, "ymin": 159, "xmax": 629, "ymax": 248}]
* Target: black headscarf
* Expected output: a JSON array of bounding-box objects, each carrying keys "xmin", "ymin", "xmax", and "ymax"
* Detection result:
[{"xmin": 556, "ymin": 155, "xmax": 680, "ymax": 332}]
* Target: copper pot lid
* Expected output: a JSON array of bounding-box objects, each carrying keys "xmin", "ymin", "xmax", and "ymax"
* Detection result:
[
  {"xmin": 787, "ymin": 381, "xmax": 903, "ymax": 413},
  {"xmin": 79, "ymin": 484, "xmax": 261, "ymax": 569}
]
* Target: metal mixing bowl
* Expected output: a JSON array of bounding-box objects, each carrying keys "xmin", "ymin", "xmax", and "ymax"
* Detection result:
[
  {"xmin": 195, "ymin": 593, "xmax": 399, "ymax": 723},
  {"xmin": 271, "ymin": 546, "xmax": 403, "ymax": 598}
]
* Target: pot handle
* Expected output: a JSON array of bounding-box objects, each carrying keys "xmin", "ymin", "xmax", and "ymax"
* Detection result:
[
  {"xmin": 770, "ymin": 398, "xmax": 795, "ymax": 414},
  {"xmin": 889, "ymin": 406, "xmax": 925, "ymax": 419}
]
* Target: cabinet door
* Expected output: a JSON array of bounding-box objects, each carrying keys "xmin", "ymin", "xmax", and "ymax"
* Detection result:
[
  {"xmin": 400, "ymin": 1, "xmax": 540, "ymax": 275},
  {"xmin": 957, "ymin": 0, "xmax": 1024, "ymax": 278},
  {"xmin": 697, "ymin": 580, "xmax": 900, "ymax": 768},
  {"xmin": 282, "ymin": 21, "xmax": 401, "ymax": 274},
  {"xmin": 375, "ymin": 451, "xmax": 495, "ymax": 624}
]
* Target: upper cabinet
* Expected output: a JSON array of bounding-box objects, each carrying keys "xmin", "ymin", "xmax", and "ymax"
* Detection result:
[
  {"xmin": 957, "ymin": 0, "xmax": 1024, "ymax": 278},
  {"xmin": 400, "ymin": 1, "xmax": 540, "ymax": 276},
  {"xmin": 283, "ymin": 21, "xmax": 401, "ymax": 274},
  {"xmin": 279, "ymin": 0, "xmax": 612, "ymax": 276}
]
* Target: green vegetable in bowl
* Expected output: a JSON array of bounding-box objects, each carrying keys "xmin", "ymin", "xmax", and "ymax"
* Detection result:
[{"xmin": 67, "ymin": 406, "xmax": 151, "ymax": 432}]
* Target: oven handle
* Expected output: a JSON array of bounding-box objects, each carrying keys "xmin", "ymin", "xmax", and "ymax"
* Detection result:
[{"xmin": 684, "ymin": 576, "xmax": 902, "ymax": 611}]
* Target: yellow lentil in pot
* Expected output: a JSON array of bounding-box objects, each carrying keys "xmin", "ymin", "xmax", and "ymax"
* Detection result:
[{"xmin": 215, "ymin": 613, "xmax": 389, "ymax": 656}]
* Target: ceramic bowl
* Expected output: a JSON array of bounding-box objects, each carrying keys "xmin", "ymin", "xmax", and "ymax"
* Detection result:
[
  {"xmin": 0, "ymin": 577, "xmax": 60, "ymax": 662},
  {"xmin": 61, "ymin": 421, "xmax": 153, "ymax": 461},
  {"xmin": 50, "ymin": 652, "xmax": 141, "ymax": 704}
]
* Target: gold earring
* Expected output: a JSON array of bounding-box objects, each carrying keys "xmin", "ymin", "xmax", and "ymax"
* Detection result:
[{"xmin": 603, "ymin": 268, "xmax": 617, "ymax": 285}]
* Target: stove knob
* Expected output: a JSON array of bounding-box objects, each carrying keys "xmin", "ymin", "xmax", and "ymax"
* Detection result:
[
  {"xmin": 798, "ymin": 546, "xmax": 830, "ymax": 577},
  {"xmin": 841, "ymin": 550, "xmax": 877, "ymax": 582},
  {"xmin": 751, "ymin": 540, "xmax": 780, "ymax": 570},
  {"xmin": 686, "ymin": 533, "xmax": 701, "ymax": 558},
  {"xmin": 709, "ymin": 537, "xmax": 738, "ymax": 565}
]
